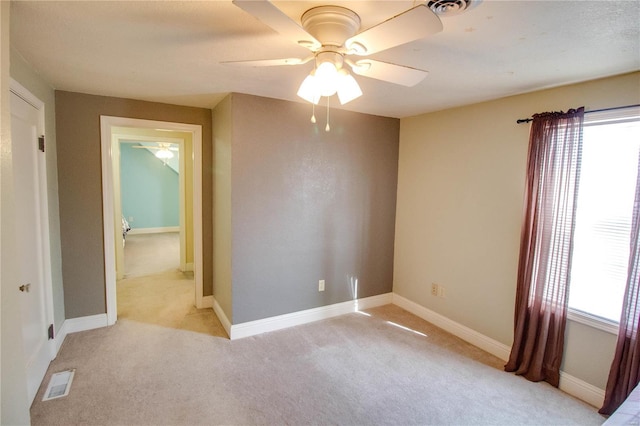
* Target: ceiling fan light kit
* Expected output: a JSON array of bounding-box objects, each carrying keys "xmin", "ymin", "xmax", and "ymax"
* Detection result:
[
  {"xmin": 132, "ymin": 142, "xmax": 177, "ymax": 164},
  {"xmin": 155, "ymin": 149, "xmax": 174, "ymax": 160},
  {"xmin": 230, "ymin": 0, "xmax": 476, "ymax": 129},
  {"xmin": 297, "ymin": 50, "xmax": 362, "ymax": 106}
]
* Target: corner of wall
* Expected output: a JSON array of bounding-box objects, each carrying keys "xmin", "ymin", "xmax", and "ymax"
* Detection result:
[{"xmin": 212, "ymin": 95, "xmax": 233, "ymax": 323}]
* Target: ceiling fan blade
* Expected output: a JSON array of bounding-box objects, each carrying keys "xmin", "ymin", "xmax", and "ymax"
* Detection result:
[
  {"xmin": 345, "ymin": 5, "xmax": 442, "ymax": 56},
  {"xmin": 350, "ymin": 59, "xmax": 428, "ymax": 87},
  {"xmin": 222, "ymin": 56, "xmax": 313, "ymax": 67},
  {"xmin": 232, "ymin": 0, "xmax": 321, "ymax": 50}
]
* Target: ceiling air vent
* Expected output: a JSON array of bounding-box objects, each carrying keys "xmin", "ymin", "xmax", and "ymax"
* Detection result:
[{"xmin": 427, "ymin": 0, "xmax": 480, "ymax": 16}]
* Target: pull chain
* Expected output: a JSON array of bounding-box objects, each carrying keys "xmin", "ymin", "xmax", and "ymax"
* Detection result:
[
  {"xmin": 310, "ymin": 102, "xmax": 316, "ymax": 124},
  {"xmin": 325, "ymin": 96, "xmax": 331, "ymax": 132}
]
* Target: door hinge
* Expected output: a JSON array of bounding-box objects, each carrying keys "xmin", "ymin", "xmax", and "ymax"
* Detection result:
[
  {"xmin": 38, "ymin": 135, "xmax": 45, "ymax": 152},
  {"xmin": 48, "ymin": 324, "xmax": 54, "ymax": 340}
]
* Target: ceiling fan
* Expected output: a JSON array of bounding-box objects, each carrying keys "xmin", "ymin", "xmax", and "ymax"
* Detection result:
[
  {"xmin": 228, "ymin": 0, "xmax": 445, "ymax": 106},
  {"xmin": 133, "ymin": 142, "xmax": 178, "ymax": 161}
]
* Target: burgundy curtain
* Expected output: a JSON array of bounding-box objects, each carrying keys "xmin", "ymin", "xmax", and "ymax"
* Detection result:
[
  {"xmin": 600, "ymin": 154, "xmax": 640, "ymax": 415},
  {"xmin": 505, "ymin": 108, "xmax": 585, "ymax": 387}
]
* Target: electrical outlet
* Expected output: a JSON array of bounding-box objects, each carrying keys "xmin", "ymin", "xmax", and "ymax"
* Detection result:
[
  {"xmin": 431, "ymin": 283, "xmax": 438, "ymax": 296},
  {"xmin": 319, "ymin": 280, "xmax": 325, "ymax": 292},
  {"xmin": 439, "ymin": 286, "xmax": 446, "ymax": 298}
]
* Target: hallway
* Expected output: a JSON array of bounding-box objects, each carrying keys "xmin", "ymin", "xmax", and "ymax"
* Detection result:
[{"xmin": 117, "ymin": 233, "xmax": 225, "ymax": 337}]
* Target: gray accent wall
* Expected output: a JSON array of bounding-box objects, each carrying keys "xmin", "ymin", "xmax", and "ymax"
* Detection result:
[
  {"xmin": 214, "ymin": 93, "xmax": 399, "ymax": 324},
  {"xmin": 55, "ymin": 91, "xmax": 213, "ymax": 318}
]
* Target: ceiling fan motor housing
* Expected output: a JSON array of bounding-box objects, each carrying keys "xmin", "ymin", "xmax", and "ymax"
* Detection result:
[
  {"xmin": 301, "ymin": 6, "xmax": 361, "ymax": 47},
  {"xmin": 316, "ymin": 51, "xmax": 344, "ymax": 69}
]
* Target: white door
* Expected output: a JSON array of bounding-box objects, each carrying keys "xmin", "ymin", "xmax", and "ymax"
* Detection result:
[{"xmin": 10, "ymin": 89, "xmax": 53, "ymax": 405}]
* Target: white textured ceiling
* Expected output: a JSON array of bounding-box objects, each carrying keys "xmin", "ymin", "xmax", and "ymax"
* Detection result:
[{"xmin": 10, "ymin": 0, "xmax": 640, "ymax": 118}]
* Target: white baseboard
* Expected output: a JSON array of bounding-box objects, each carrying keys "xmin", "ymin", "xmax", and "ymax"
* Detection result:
[
  {"xmin": 50, "ymin": 294, "xmax": 605, "ymax": 408},
  {"xmin": 212, "ymin": 296, "xmax": 232, "ymax": 338},
  {"xmin": 391, "ymin": 294, "xmax": 605, "ymax": 408},
  {"xmin": 54, "ymin": 314, "xmax": 109, "ymax": 355},
  {"xmin": 229, "ymin": 293, "xmax": 393, "ymax": 340},
  {"xmin": 392, "ymin": 294, "xmax": 511, "ymax": 360},
  {"xmin": 559, "ymin": 371, "xmax": 605, "ymax": 408},
  {"xmin": 128, "ymin": 226, "xmax": 179, "ymax": 235},
  {"xmin": 54, "ymin": 324, "xmax": 68, "ymax": 355}
]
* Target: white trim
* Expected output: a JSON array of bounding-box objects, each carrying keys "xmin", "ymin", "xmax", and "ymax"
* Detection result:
[
  {"xmin": 127, "ymin": 226, "xmax": 180, "ymax": 235},
  {"xmin": 49, "ymin": 292, "xmax": 606, "ymax": 408},
  {"xmin": 178, "ymin": 139, "xmax": 186, "ymax": 272},
  {"xmin": 559, "ymin": 371, "xmax": 605, "ymax": 408},
  {"xmin": 391, "ymin": 294, "xmax": 606, "ymax": 408},
  {"xmin": 9, "ymin": 80, "xmax": 56, "ymax": 363},
  {"xmin": 100, "ymin": 116, "xmax": 204, "ymax": 325},
  {"xmin": 212, "ymin": 297, "xmax": 232, "ymax": 338},
  {"xmin": 392, "ymin": 294, "xmax": 511, "ymax": 360},
  {"xmin": 568, "ymin": 309, "xmax": 619, "ymax": 335},
  {"xmin": 61, "ymin": 314, "xmax": 109, "ymax": 334},
  {"xmin": 54, "ymin": 323, "xmax": 67, "ymax": 355},
  {"xmin": 10, "ymin": 79, "xmax": 44, "ymax": 110},
  {"xmin": 54, "ymin": 314, "xmax": 109, "ymax": 355},
  {"xmin": 100, "ymin": 119, "xmax": 118, "ymax": 324},
  {"xmin": 56, "ymin": 314, "xmax": 108, "ymax": 341},
  {"xmin": 229, "ymin": 293, "xmax": 393, "ymax": 340}
]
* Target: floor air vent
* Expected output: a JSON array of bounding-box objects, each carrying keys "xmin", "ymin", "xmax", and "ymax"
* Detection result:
[{"xmin": 42, "ymin": 369, "xmax": 75, "ymax": 401}]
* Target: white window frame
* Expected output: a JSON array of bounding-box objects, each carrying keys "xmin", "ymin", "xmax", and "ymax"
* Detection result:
[{"xmin": 567, "ymin": 105, "xmax": 640, "ymax": 334}]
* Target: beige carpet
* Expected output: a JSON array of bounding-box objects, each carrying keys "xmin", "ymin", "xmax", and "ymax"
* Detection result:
[
  {"xmin": 117, "ymin": 270, "xmax": 226, "ymax": 338},
  {"xmin": 124, "ymin": 232, "xmax": 180, "ymax": 278},
  {"xmin": 30, "ymin": 305, "xmax": 605, "ymax": 425},
  {"xmin": 118, "ymin": 231, "xmax": 224, "ymax": 337}
]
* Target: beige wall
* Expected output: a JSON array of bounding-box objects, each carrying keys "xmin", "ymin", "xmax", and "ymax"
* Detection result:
[
  {"xmin": 395, "ymin": 72, "xmax": 640, "ymax": 390},
  {"xmin": 55, "ymin": 91, "xmax": 213, "ymax": 318},
  {"xmin": 212, "ymin": 95, "xmax": 233, "ymax": 321}
]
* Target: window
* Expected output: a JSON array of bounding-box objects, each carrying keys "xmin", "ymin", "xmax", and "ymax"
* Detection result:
[{"xmin": 568, "ymin": 106, "xmax": 640, "ymax": 326}]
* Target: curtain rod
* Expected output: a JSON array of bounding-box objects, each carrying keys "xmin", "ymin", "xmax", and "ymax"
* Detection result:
[{"xmin": 516, "ymin": 104, "xmax": 640, "ymax": 124}]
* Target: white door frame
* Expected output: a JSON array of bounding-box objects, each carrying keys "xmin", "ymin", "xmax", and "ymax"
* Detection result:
[
  {"xmin": 100, "ymin": 116, "xmax": 204, "ymax": 326},
  {"xmin": 10, "ymin": 79, "xmax": 56, "ymax": 399}
]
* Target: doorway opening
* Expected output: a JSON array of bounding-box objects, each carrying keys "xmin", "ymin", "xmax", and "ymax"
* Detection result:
[
  {"xmin": 120, "ymin": 139, "xmax": 182, "ymax": 277},
  {"xmin": 100, "ymin": 117, "xmax": 205, "ymax": 327}
]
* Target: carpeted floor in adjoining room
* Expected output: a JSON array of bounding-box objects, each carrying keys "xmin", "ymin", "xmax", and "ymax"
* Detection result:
[
  {"xmin": 30, "ymin": 304, "xmax": 605, "ymax": 426},
  {"xmin": 123, "ymin": 232, "xmax": 181, "ymax": 278},
  {"xmin": 118, "ymin": 231, "xmax": 224, "ymax": 337},
  {"xmin": 117, "ymin": 269, "xmax": 227, "ymax": 338}
]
